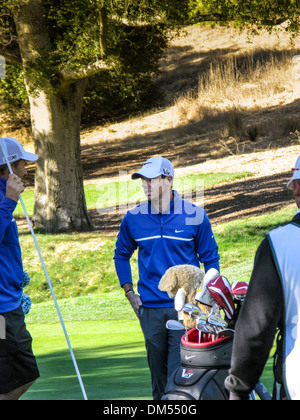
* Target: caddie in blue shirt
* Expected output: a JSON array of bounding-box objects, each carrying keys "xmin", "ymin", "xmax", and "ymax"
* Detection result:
[
  {"xmin": 0, "ymin": 137, "xmax": 39, "ymax": 400},
  {"xmin": 114, "ymin": 156, "xmax": 220, "ymax": 400}
]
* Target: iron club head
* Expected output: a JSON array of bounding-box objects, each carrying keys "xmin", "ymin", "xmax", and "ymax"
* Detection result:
[{"xmin": 166, "ymin": 319, "xmax": 185, "ymax": 331}]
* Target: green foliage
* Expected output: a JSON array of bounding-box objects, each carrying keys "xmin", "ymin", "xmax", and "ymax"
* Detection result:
[
  {"xmin": 81, "ymin": 22, "xmax": 168, "ymax": 120},
  {"xmin": 0, "ymin": 63, "xmax": 29, "ymax": 119},
  {"xmin": 0, "ymin": 0, "xmax": 189, "ymax": 121}
]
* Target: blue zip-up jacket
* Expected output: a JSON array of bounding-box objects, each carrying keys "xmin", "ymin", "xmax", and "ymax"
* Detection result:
[
  {"xmin": 114, "ymin": 191, "xmax": 220, "ymax": 307},
  {"xmin": 0, "ymin": 177, "xmax": 23, "ymax": 313}
]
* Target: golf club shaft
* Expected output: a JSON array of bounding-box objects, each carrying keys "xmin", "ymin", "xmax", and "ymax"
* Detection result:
[{"xmin": 0, "ymin": 141, "xmax": 88, "ymax": 401}]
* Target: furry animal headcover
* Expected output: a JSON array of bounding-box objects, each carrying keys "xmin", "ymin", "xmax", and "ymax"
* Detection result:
[{"xmin": 158, "ymin": 264, "xmax": 210, "ymax": 329}]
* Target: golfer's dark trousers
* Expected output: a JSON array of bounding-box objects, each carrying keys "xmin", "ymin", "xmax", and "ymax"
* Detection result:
[{"xmin": 139, "ymin": 306, "xmax": 182, "ymax": 400}]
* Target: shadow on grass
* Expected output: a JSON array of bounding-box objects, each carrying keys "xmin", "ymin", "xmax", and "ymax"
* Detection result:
[
  {"xmin": 21, "ymin": 342, "xmax": 152, "ymax": 401},
  {"xmin": 22, "ymin": 341, "xmax": 274, "ymax": 401}
]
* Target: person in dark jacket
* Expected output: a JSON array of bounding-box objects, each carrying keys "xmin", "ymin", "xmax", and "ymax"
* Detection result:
[
  {"xmin": 114, "ymin": 156, "xmax": 219, "ymax": 399},
  {"xmin": 0, "ymin": 137, "xmax": 39, "ymax": 400},
  {"xmin": 225, "ymin": 156, "xmax": 300, "ymax": 400}
]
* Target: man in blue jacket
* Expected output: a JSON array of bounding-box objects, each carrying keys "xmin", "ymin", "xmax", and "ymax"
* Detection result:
[
  {"xmin": 114, "ymin": 156, "xmax": 220, "ymax": 399},
  {"xmin": 0, "ymin": 137, "xmax": 39, "ymax": 400}
]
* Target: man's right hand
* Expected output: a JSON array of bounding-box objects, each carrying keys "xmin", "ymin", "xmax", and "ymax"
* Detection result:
[
  {"xmin": 127, "ymin": 292, "xmax": 142, "ymax": 319},
  {"xmin": 123, "ymin": 283, "xmax": 142, "ymax": 318},
  {"xmin": 5, "ymin": 174, "xmax": 24, "ymax": 202}
]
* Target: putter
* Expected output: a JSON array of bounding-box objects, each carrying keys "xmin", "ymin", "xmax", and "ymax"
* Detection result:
[{"xmin": 0, "ymin": 139, "xmax": 88, "ymax": 400}]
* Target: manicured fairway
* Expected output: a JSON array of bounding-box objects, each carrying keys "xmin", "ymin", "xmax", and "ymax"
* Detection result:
[
  {"xmin": 21, "ymin": 318, "xmax": 273, "ymax": 400},
  {"xmin": 21, "ymin": 320, "xmax": 152, "ymax": 400}
]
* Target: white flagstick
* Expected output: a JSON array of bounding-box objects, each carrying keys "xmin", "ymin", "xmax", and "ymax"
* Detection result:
[{"xmin": 0, "ymin": 140, "xmax": 88, "ymax": 401}]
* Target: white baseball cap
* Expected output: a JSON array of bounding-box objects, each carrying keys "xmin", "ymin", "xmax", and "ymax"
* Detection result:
[
  {"xmin": 287, "ymin": 156, "xmax": 300, "ymax": 189},
  {"xmin": 131, "ymin": 156, "xmax": 174, "ymax": 180},
  {"xmin": 0, "ymin": 137, "xmax": 38, "ymax": 165}
]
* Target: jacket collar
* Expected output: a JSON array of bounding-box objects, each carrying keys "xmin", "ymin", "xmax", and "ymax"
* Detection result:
[
  {"xmin": 148, "ymin": 190, "xmax": 182, "ymax": 215},
  {"xmin": 292, "ymin": 210, "xmax": 300, "ymax": 225}
]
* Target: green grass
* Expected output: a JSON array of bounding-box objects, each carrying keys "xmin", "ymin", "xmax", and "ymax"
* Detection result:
[
  {"xmin": 15, "ymin": 171, "xmax": 252, "ymax": 218},
  {"xmin": 20, "ymin": 203, "xmax": 296, "ymax": 304},
  {"xmin": 18, "ymin": 170, "xmax": 253, "ymax": 303},
  {"xmin": 19, "ymin": 203, "xmax": 298, "ymax": 400},
  {"xmin": 15, "ymin": 170, "xmax": 296, "ymax": 400},
  {"xmin": 214, "ymin": 204, "xmax": 297, "ymax": 282},
  {"xmin": 21, "ymin": 320, "xmax": 151, "ymax": 400},
  {"xmin": 23, "ymin": 294, "xmax": 275, "ymax": 400},
  {"xmin": 20, "ymin": 232, "xmax": 126, "ymax": 302}
]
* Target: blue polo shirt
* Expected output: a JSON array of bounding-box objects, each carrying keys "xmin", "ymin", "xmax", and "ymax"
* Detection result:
[
  {"xmin": 0, "ymin": 177, "xmax": 23, "ymax": 313},
  {"xmin": 114, "ymin": 191, "xmax": 220, "ymax": 307}
]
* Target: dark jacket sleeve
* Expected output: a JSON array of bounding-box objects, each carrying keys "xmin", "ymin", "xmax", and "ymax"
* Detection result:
[{"xmin": 225, "ymin": 236, "xmax": 283, "ymax": 399}]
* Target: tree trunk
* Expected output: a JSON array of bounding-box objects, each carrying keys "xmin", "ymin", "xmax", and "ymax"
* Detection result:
[
  {"xmin": 29, "ymin": 82, "xmax": 92, "ymax": 232},
  {"xmin": 12, "ymin": 0, "xmax": 92, "ymax": 232}
]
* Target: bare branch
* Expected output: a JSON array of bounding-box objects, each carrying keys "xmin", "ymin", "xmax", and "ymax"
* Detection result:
[
  {"xmin": 60, "ymin": 58, "xmax": 115, "ymax": 86},
  {"xmin": 0, "ymin": 29, "xmax": 21, "ymax": 63}
]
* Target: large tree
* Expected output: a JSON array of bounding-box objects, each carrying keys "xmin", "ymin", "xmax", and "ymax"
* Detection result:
[{"xmin": 0, "ymin": 0, "xmax": 187, "ymax": 232}]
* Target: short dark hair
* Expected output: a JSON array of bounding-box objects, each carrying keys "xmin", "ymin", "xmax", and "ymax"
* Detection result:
[
  {"xmin": 0, "ymin": 160, "xmax": 21, "ymax": 176},
  {"xmin": 0, "ymin": 164, "xmax": 7, "ymax": 176}
]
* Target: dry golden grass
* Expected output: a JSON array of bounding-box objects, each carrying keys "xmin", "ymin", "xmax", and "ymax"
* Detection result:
[
  {"xmin": 170, "ymin": 25, "xmax": 300, "ymax": 144},
  {"xmin": 2, "ymin": 24, "xmax": 300, "ymax": 177}
]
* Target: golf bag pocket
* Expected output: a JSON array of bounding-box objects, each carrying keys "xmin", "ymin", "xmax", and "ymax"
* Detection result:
[
  {"xmin": 161, "ymin": 367, "xmax": 229, "ymax": 400},
  {"xmin": 180, "ymin": 328, "xmax": 233, "ymax": 369}
]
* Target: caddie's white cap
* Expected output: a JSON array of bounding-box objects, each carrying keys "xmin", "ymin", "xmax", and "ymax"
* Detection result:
[
  {"xmin": 0, "ymin": 137, "xmax": 38, "ymax": 165},
  {"xmin": 287, "ymin": 156, "xmax": 300, "ymax": 189},
  {"xmin": 131, "ymin": 156, "xmax": 174, "ymax": 180}
]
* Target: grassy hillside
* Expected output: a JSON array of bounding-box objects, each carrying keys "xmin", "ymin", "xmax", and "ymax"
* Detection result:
[{"xmin": 2, "ymin": 24, "xmax": 300, "ymax": 400}]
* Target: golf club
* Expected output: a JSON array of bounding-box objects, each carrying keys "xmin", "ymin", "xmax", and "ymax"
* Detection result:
[
  {"xmin": 0, "ymin": 139, "xmax": 88, "ymax": 401},
  {"xmin": 166, "ymin": 319, "xmax": 185, "ymax": 330},
  {"xmin": 207, "ymin": 314, "xmax": 228, "ymax": 331},
  {"xmin": 166, "ymin": 319, "xmax": 188, "ymax": 341},
  {"xmin": 183, "ymin": 303, "xmax": 199, "ymax": 314},
  {"xmin": 207, "ymin": 276, "xmax": 235, "ymax": 320},
  {"xmin": 196, "ymin": 314, "xmax": 208, "ymax": 343},
  {"xmin": 231, "ymin": 281, "xmax": 249, "ymax": 302}
]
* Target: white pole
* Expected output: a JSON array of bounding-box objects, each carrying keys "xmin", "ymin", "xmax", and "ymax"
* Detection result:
[{"xmin": 0, "ymin": 140, "xmax": 88, "ymax": 401}]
